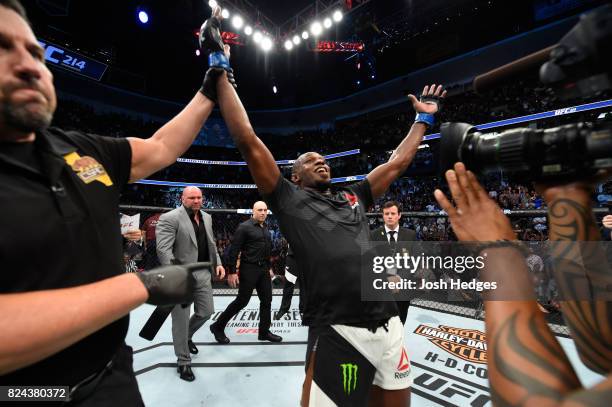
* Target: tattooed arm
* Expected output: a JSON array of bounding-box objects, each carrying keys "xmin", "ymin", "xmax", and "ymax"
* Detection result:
[
  {"xmin": 434, "ymin": 163, "xmax": 612, "ymax": 406},
  {"xmin": 541, "ymin": 184, "xmax": 612, "ymax": 374}
]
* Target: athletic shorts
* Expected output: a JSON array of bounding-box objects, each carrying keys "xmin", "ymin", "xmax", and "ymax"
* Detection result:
[{"xmin": 305, "ymin": 316, "xmax": 412, "ymax": 406}]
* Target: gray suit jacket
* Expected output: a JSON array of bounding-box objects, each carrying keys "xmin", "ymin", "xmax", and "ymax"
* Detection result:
[{"xmin": 156, "ymin": 206, "xmax": 221, "ymax": 268}]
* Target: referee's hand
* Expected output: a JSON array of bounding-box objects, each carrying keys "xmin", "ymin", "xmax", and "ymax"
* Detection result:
[
  {"xmin": 227, "ymin": 273, "xmax": 239, "ymax": 288},
  {"xmin": 135, "ymin": 265, "xmax": 195, "ymax": 305}
]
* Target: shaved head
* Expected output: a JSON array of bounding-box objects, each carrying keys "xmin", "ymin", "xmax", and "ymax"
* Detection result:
[
  {"xmin": 181, "ymin": 186, "xmax": 203, "ymax": 210},
  {"xmin": 253, "ymin": 201, "xmax": 267, "ymax": 211},
  {"xmin": 252, "ymin": 200, "xmax": 268, "ymax": 224},
  {"xmin": 182, "ymin": 186, "xmax": 201, "ymax": 198}
]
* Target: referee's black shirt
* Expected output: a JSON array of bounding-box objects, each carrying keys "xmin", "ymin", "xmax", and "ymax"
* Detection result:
[
  {"xmin": 226, "ymin": 218, "xmax": 272, "ymax": 273},
  {"xmin": 0, "ymin": 127, "xmax": 131, "ymax": 387}
]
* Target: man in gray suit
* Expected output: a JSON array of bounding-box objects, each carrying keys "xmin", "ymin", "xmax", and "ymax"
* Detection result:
[{"xmin": 156, "ymin": 186, "xmax": 225, "ymax": 381}]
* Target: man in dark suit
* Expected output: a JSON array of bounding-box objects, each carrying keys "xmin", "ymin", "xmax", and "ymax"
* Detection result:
[
  {"xmin": 274, "ymin": 245, "xmax": 305, "ymax": 320},
  {"xmin": 371, "ymin": 200, "xmax": 417, "ymax": 324},
  {"xmin": 210, "ymin": 201, "xmax": 282, "ymax": 343}
]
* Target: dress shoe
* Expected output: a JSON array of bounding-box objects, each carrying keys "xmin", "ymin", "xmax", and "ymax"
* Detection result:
[
  {"xmin": 258, "ymin": 331, "xmax": 283, "ymax": 342},
  {"xmin": 177, "ymin": 365, "xmax": 195, "ymax": 382},
  {"xmin": 274, "ymin": 308, "xmax": 289, "ymax": 320},
  {"xmin": 209, "ymin": 322, "xmax": 230, "ymax": 344},
  {"xmin": 188, "ymin": 339, "xmax": 198, "ymax": 354}
]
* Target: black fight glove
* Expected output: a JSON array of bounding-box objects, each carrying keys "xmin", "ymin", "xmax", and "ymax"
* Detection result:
[
  {"xmin": 420, "ymin": 94, "xmax": 443, "ymax": 112},
  {"xmin": 200, "ymin": 68, "xmax": 236, "ymax": 103},
  {"xmin": 136, "ymin": 265, "xmax": 195, "ymax": 306}
]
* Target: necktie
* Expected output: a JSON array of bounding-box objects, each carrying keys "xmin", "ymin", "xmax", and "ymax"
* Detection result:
[{"xmin": 388, "ymin": 230, "xmax": 397, "ymax": 253}]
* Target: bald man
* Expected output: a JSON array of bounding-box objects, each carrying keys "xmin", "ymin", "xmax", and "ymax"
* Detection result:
[
  {"xmin": 210, "ymin": 201, "xmax": 282, "ymax": 343},
  {"xmin": 156, "ymin": 187, "xmax": 225, "ymax": 381}
]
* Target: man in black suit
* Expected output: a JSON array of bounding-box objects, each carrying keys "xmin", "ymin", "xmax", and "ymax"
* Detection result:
[
  {"xmin": 371, "ymin": 201, "xmax": 417, "ymax": 324},
  {"xmin": 274, "ymin": 245, "xmax": 305, "ymax": 320},
  {"xmin": 209, "ymin": 201, "xmax": 282, "ymax": 343}
]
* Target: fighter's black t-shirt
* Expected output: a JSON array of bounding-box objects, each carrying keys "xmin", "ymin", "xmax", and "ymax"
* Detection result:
[{"xmin": 265, "ymin": 175, "xmax": 397, "ymax": 326}]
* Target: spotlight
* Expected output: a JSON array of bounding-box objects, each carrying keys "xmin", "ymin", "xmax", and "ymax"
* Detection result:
[
  {"xmin": 196, "ymin": 49, "xmax": 201, "ymax": 56},
  {"xmin": 137, "ymin": 9, "xmax": 149, "ymax": 24},
  {"xmin": 323, "ymin": 18, "xmax": 332, "ymax": 29},
  {"xmin": 284, "ymin": 40, "xmax": 293, "ymax": 50},
  {"xmin": 232, "ymin": 15, "xmax": 243, "ymax": 29},
  {"xmin": 310, "ymin": 21, "xmax": 322, "ymax": 36},
  {"xmin": 253, "ymin": 31, "xmax": 262, "ymax": 43},
  {"xmin": 273, "ymin": 85, "xmax": 278, "ymax": 94},
  {"xmin": 221, "ymin": 8, "xmax": 230, "ymax": 19},
  {"xmin": 301, "ymin": 31, "xmax": 309, "ymax": 40},
  {"xmin": 357, "ymin": 80, "xmax": 361, "ymax": 85},
  {"xmin": 244, "ymin": 25, "xmax": 253, "ymax": 35},
  {"xmin": 292, "ymin": 35, "xmax": 300, "ymax": 45},
  {"xmin": 208, "ymin": 0, "xmax": 218, "ymax": 9},
  {"xmin": 333, "ymin": 10, "xmax": 343, "ymax": 22},
  {"xmin": 261, "ymin": 37, "xmax": 273, "ymax": 52}
]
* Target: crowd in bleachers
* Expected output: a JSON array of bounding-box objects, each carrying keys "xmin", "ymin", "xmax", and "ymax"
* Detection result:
[{"xmin": 53, "ymin": 78, "xmax": 612, "ymax": 224}]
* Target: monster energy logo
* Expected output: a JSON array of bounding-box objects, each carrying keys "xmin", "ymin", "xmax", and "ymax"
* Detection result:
[{"xmin": 340, "ymin": 363, "xmax": 358, "ymax": 395}]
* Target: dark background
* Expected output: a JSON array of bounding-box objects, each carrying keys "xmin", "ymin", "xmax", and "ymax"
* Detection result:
[{"xmin": 21, "ymin": 0, "xmax": 606, "ymax": 109}]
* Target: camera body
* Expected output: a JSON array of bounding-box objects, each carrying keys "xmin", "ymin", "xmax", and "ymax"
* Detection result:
[
  {"xmin": 441, "ymin": 5, "xmax": 612, "ymax": 180},
  {"xmin": 440, "ymin": 122, "xmax": 612, "ymax": 181}
]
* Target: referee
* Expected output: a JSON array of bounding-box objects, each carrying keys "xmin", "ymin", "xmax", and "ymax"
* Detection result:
[
  {"xmin": 0, "ymin": 1, "xmax": 225, "ymax": 403},
  {"xmin": 210, "ymin": 201, "xmax": 282, "ymax": 343}
]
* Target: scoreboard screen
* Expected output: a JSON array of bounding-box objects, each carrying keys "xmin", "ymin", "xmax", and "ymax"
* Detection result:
[{"xmin": 38, "ymin": 40, "xmax": 108, "ymax": 81}]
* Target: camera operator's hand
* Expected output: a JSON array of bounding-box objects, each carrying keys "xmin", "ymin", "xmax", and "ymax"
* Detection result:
[
  {"xmin": 407, "ymin": 84, "xmax": 447, "ymax": 115},
  {"xmin": 434, "ymin": 162, "xmax": 516, "ymax": 241}
]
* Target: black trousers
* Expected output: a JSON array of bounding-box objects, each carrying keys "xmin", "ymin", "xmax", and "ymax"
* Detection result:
[
  {"xmin": 280, "ymin": 280, "xmax": 305, "ymax": 314},
  {"xmin": 279, "ymin": 280, "xmax": 295, "ymax": 311},
  {"xmin": 4, "ymin": 344, "xmax": 142, "ymax": 407},
  {"xmin": 216, "ymin": 265, "xmax": 272, "ymax": 333},
  {"xmin": 69, "ymin": 343, "xmax": 143, "ymax": 406}
]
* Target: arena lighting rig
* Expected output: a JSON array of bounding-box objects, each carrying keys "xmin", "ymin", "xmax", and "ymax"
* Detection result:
[{"xmin": 198, "ymin": 0, "xmax": 372, "ymax": 53}]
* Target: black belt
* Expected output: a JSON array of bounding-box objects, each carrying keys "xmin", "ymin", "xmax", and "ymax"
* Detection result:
[{"xmin": 345, "ymin": 318, "xmax": 390, "ymax": 334}]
